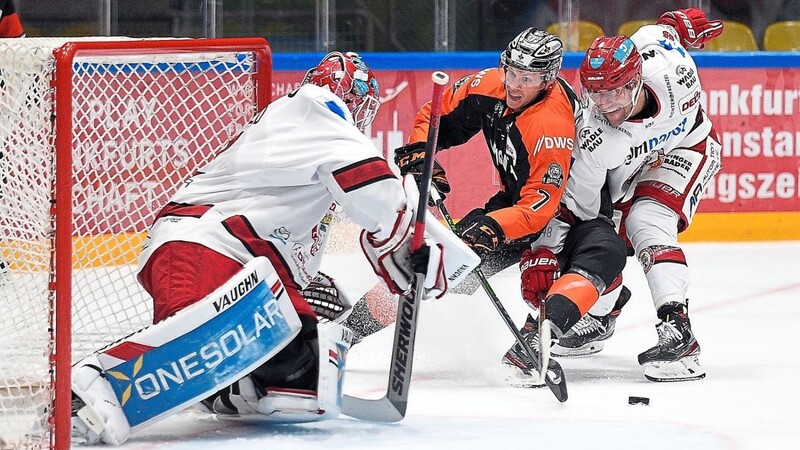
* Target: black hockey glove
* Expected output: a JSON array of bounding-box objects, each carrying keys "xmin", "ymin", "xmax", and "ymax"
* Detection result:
[
  {"xmin": 454, "ymin": 208, "xmax": 486, "ymax": 236},
  {"xmin": 410, "ymin": 244, "xmax": 431, "ymax": 275},
  {"xmin": 457, "ymin": 214, "xmax": 505, "ymax": 257},
  {"xmin": 394, "ymin": 142, "xmax": 451, "ymax": 202}
]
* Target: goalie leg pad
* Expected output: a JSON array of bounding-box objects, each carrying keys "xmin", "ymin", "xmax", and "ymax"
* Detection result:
[
  {"xmin": 254, "ymin": 322, "xmax": 353, "ymax": 422},
  {"xmin": 71, "ymin": 356, "xmax": 131, "ymax": 445},
  {"xmin": 86, "ymin": 257, "xmax": 301, "ymax": 435}
]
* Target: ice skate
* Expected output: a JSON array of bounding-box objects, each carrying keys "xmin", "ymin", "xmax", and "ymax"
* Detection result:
[
  {"xmin": 553, "ymin": 286, "xmax": 631, "ymax": 357},
  {"xmin": 501, "ymin": 314, "xmax": 545, "ymax": 387},
  {"xmin": 638, "ymin": 302, "xmax": 706, "ymax": 382}
]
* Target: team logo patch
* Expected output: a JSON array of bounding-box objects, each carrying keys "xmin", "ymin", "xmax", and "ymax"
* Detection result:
[
  {"xmin": 542, "ymin": 163, "xmax": 564, "ymax": 188},
  {"xmin": 638, "ymin": 248, "xmax": 655, "ymax": 273},
  {"xmin": 613, "ymin": 39, "xmax": 635, "ymax": 63},
  {"xmin": 589, "ymin": 57, "xmax": 605, "ymax": 69}
]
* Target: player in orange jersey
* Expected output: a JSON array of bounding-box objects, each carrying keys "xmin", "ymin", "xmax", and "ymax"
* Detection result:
[{"xmin": 0, "ymin": 0, "xmax": 24, "ymax": 38}]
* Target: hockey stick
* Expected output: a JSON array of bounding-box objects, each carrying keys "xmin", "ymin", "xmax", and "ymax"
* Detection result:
[
  {"xmin": 342, "ymin": 71, "xmax": 450, "ymax": 422},
  {"xmin": 429, "ymin": 187, "xmax": 568, "ymax": 403}
]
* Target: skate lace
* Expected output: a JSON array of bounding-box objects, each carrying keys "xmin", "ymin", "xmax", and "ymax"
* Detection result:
[
  {"xmin": 522, "ymin": 328, "xmax": 540, "ymax": 348},
  {"xmin": 655, "ymin": 320, "xmax": 682, "ymax": 346},
  {"xmin": 572, "ymin": 315, "xmax": 603, "ymax": 336}
]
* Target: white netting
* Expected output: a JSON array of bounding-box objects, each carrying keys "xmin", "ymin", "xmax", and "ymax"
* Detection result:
[{"xmin": 0, "ymin": 37, "xmax": 265, "ymax": 448}]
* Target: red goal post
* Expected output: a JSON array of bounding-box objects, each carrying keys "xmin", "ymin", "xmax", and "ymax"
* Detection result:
[{"xmin": 0, "ymin": 37, "xmax": 271, "ymax": 449}]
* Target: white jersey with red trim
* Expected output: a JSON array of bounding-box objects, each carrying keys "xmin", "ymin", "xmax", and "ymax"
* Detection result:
[
  {"xmin": 563, "ymin": 24, "xmax": 713, "ymax": 221},
  {"xmin": 137, "ymin": 83, "xmax": 404, "ymax": 287}
]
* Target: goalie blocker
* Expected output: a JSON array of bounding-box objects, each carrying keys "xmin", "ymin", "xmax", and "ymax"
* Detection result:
[{"xmin": 70, "ymin": 257, "xmax": 352, "ymax": 445}]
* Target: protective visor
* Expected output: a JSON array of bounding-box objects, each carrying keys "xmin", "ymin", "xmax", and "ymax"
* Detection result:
[
  {"xmin": 582, "ymin": 77, "xmax": 641, "ymax": 114},
  {"xmin": 499, "ymin": 65, "xmax": 548, "ymax": 90}
]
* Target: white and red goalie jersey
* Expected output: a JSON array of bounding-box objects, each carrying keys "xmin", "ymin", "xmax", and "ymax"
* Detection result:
[
  {"xmin": 137, "ymin": 83, "xmax": 405, "ymax": 288},
  {"xmin": 562, "ymin": 24, "xmax": 713, "ymax": 221}
]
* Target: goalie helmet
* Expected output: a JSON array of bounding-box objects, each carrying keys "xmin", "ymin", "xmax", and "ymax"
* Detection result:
[
  {"xmin": 302, "ymin": 51, "xmax": 380, "ymax": 131},
  {"xmin": 500, "ymin": 27, "xmax": 563, "ymax": 86}
]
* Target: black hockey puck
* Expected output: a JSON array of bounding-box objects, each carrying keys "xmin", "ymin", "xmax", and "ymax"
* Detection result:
[{"xmin": 628, "ymin": 396, "xmax": 650, "ymax": 405}]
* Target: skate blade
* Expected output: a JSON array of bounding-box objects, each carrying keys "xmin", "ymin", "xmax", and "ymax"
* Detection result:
[
  {"xmin": 642, "ymin": 355, "xmax": 706, "ymax": 382},
  {"xmin": 500, "ymin": 362, "xmax": 546, "ymax": 388},
  {"xmin": 552, "ymin": 341, "xmax": 605, "ymax": 357}
]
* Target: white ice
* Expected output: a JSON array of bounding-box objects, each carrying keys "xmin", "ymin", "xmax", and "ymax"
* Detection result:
[{"xmin": 119, "ymin": 241, "xmax": 800, "ymax": 450}]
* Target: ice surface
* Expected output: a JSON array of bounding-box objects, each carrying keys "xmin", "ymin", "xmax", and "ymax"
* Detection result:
[{"xmin": 114, "ymin": 241, "xmax": 800, "ymax": 450}]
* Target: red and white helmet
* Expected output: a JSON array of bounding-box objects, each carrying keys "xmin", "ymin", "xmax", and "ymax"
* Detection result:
[
  {"xmin": 302, "ymin": 51, "xmax": 380, "ymax": 131},
  {"xmin": 579, "ymin": 35, "xmax": 643, "ymax": 121}
]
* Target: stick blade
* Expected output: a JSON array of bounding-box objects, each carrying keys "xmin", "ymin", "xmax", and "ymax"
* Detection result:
[{"xmin": 342, "ymin": 394, "xmax": 405, "ymax": 422}]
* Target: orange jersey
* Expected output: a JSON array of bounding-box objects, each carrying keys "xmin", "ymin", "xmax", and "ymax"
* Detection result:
[
  {"xmin": 409, "ymin": 68, "xmax": 578, "ymax": 240},
  {"xmin": 0, "ymin": 0, "xmax": 24, "ymax": 37}
]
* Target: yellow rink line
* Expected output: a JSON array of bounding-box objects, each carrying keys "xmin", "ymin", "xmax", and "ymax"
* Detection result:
[
  {"xmin": 680, "ymin": 211, "xmax": 800, "ymax": 242},
  {"xmin": 1, "ymin": 233, "xmax": 147, "ymax": 269},
  {"xmin": 2, "ymin": 212, "xmax": 799, "ymax": 269}
]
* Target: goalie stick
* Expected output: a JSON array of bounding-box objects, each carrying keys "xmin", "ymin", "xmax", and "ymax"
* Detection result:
[
  {"xmin": 342, "ymin": 71, "xmax": 450, "ymax": 422},
  {"xmin": 429, "ymin": 187, "xmax": 568, "ymax": 403}
]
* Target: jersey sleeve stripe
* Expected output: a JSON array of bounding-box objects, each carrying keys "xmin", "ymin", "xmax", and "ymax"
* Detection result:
[
  {"xmin": 155, "ymin": 202, "xmax": 213, "ymax": 220},
  {"xmin": 332, "ymin": 156, "xmax": 396, "ymax": 193},
  {"xmin": 221, "ymin": 215, "xmax": 314, "ymax": 318}
]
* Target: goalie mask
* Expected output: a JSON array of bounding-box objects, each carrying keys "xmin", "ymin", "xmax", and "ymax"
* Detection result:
[
  {"xmin": 303, "ymin": 51, "xmax": 380, "ymax": 131},
  {"xmin": 580, "ymin": 35, "xmax": 643, "ymax": 126}
]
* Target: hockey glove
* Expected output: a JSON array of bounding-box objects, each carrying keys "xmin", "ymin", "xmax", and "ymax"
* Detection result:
[
  {"xmin": 360, "ymin": 185, "xmax": 447, "ymax": 300},
  {"xmin": 457, "ymin": 214, "xmax": 505, "ymax": 257},
  {"xmin": 520, "ymin": 248, "xmax": 560, "ymax": 309},
  {"xmin": 394, "ymin": 142, "xmax": 451, "ymax": 202},
  {"xmin": 658, "ymin": 8, "xmax": 724, "ymax": 49},
  {"xmin": 454, "ymin": 207, "xmax": 486, "ymax": 236},
  {"xmin": 361, "ymin": 229, "xmax": 447, "ymax": 300}
]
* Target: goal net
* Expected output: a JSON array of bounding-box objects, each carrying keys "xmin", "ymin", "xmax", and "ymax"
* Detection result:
[{"xmin": 0, "ymin": 37, "xmax": 271, "ymax": 449}]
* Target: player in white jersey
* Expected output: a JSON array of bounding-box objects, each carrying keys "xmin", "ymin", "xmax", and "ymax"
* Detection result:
[
  {"xmin": 552, "ymin": 9, "xmax": 724, "ymax": 381},
  {"xmin": 69, "ymin": 52, "xmax": 461, "ymax": 445},
  {"xmin": 136, "ymin": 51, "xmax": 450, "ymax": 395}
]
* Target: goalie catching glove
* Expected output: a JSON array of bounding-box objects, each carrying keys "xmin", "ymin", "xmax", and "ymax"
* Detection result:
[
  {"xmin": 657, "ymin": 8, "xmax": 724, "ymax": 49},
  {"xmin": 394, "ymin": 142, "xmax": 451, "ymax": 203},
  {"xmin": 360, "ymin": 176, "xmax": 447, "ymax": 299}
]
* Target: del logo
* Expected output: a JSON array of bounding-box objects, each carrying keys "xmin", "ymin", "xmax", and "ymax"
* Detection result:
[{"xmin": 680, "ymin": 90, "xmax": 701, "ymax": 112}]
